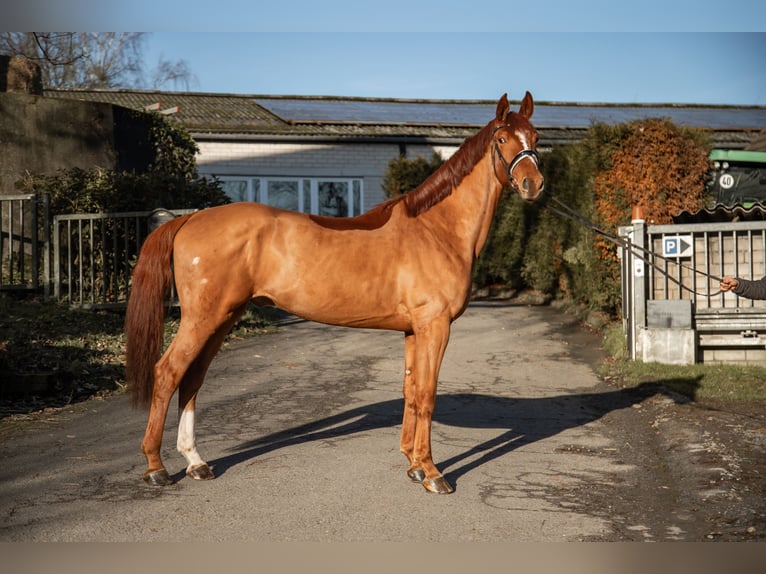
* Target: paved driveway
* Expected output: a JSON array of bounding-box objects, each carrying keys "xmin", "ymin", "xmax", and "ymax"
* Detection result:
[{"xmin": 0, "ymin": 302, "xmax": 640, "ymax": 542}]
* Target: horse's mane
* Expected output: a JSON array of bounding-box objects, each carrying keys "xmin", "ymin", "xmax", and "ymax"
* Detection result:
[
  {"xmin": 403, "ymin": 121, "xmax": 496, "ymax": 217},
  {"xmin": 309, "ymin": 120, "xmax": 497, "ymax": 230},
  {"xmin": 309, "ymin": 198, "xmax": 400, "ymax": 230}
]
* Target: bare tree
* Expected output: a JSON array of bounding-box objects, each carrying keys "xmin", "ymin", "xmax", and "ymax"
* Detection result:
[
  {"xmin": 149, "ymin": 57, "xmax": 195, "ymax": 91},
  {"xmin": 0, "ymin": 32, "xmax": 195, "ymax": 90}
]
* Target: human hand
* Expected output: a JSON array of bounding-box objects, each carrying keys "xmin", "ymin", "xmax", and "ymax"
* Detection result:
[{"xmin": 720, "ymin": 277, "xmax": 739, "ymax": 292}]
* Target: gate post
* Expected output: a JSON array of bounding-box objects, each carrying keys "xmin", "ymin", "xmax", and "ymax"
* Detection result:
[
  {"xmin": 618, "ymin": 225, "xmax": 635, "ymax": 358},
  {"xmin": 631, "ymin": 210, "xmax": 647, "ymax": 360},
  {"xmin": 619, "ymin": 209, "xmax": 647, "ymax": 360}
]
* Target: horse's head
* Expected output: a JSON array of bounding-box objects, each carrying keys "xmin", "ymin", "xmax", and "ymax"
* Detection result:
[{"xmin": 491, "ymin": 92, "xmax": 545, "ymax": 202}]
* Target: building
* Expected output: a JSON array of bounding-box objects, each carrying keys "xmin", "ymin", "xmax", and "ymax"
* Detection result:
[{"xmin": 45, "ymin": 89, "xmax": 766, "ymax": 216}]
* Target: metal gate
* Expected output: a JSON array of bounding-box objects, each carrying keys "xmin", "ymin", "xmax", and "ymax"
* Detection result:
[{"xmin": 621, "ymin": 217, "xmax": 766, "ymax": 365}]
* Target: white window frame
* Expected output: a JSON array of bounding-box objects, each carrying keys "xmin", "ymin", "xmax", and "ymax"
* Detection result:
[{"xmin": 216, "ymin": 176, "xmax": 364, "ymax": 217}]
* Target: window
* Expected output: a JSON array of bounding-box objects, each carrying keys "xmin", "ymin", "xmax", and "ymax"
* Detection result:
[
  {"xmin": 217, "ymin": 176, "xmax": 364, "ymax": 217},
  {"xmin": 318, "ymin": 182, "xmax": 347, "ymax": 216},
  {"xmin": 219, "ymin": 179, "xmax": 251, "ymax": 202},
  {"xmin": 265, "ymin": 180, "xmax": 300, "ymax": 211}
]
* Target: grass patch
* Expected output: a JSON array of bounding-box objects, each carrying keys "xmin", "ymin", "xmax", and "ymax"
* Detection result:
[
  {"xmin": 521, "ymin": 298, "xmax": 766, "ymax": 405},
  {"xmin": 0, "ymin": 297, "xmax": 127, "ymax": 399},
  {"xmin": 0, "ymin": 295, "xmax": 275, "ymax": 416},
  {"xmin": 597, "ymin": 358, "xmax": 766, "ymax": 402},
  {"xmin": 576, "ymin": 312, "xmax": 766, "ymax": 403}
]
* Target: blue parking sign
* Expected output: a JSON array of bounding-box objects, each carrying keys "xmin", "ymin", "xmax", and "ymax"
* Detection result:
[{"xmin": 662, "ymin": 235, "xmax": 692, "ymax": 258}]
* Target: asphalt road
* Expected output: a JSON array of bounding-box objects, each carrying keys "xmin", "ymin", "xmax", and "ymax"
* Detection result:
[{"xmin": 0, "ymin": 301, "xmax": 643, "ymax": 542}]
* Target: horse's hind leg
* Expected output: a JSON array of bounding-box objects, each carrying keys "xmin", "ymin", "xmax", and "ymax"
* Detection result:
[
  {"xmin": 176, "ymin": 371, "xmax": 214, "ymax": 481},
  {"xmin": 177, "ymin": 392, "xmax": 212, "ymax": 480},
  {"xmin": 141, "ymin": 334, "xmax": 192, "ymax": 486},
  {"xmin": 176, "ymin": 307, "xmax": 245, "ymax": 481},
  {"xmin": 141, "ymin": 305, "xmax": 245, "ymax": 486}
]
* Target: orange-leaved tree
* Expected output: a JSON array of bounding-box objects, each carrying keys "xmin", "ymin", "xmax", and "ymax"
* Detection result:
[{"xmin": 594, "ymin": 117, "xmax": 711, "ymax": 261}]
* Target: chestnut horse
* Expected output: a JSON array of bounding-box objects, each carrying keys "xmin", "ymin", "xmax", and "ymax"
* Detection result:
[{"xmin": 125, "ymin": 91, "xmax": 545, "ymax": 494}]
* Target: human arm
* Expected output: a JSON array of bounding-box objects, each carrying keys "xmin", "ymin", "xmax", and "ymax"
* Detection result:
[{"xmin": 720, "ymin": 276, "xmax": 766, "ymax": 300}]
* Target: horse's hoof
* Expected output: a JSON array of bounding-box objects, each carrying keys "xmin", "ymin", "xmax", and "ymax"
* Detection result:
[
  {"xmin": 143, "ymin": 468, "xmax": 173, "ymax": 487},
  {"xmin": 187, "ymin": 463, "xmax": 215, "ymax": 481},
  {"xmin": 407, "ymin": 468, "xmax": 426, "ymax": 483},
  {"xmin": 422, "ymin": 476, "xmax": 454, "ymax": 494}
]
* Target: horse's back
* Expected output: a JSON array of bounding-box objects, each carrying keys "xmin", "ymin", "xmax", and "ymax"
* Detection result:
[{"xmin": 174, "ymin": 201, "xmax": 404, "ymax": 254}]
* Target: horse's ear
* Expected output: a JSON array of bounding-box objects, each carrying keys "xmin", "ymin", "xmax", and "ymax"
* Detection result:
[
  {"xmin": 519, "ymin": 91, "xmax": 534, "ymax": 119},
  {"xmin": 495, "ymin": 93, "xmax": 510, "ymax": 122}
]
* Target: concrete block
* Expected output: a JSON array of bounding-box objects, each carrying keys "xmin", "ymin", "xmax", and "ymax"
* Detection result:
[
  {"xmin": 647, "ymin": 300, "xmax": 693, "ymax": 329},
  {"xmin": 639, "ymin": 327, "xmax": 696, "ymax": 365}
]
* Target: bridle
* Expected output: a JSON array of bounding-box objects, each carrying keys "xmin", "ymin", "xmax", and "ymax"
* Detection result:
[{"xmin": 492, "ymin": 125, "xmax": 540, "ymax": 191}]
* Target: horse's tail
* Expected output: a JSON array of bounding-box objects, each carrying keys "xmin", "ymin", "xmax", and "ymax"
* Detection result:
[{"xmin": 125, "ymin": 214, "xmax": 194, "ymax": 409}]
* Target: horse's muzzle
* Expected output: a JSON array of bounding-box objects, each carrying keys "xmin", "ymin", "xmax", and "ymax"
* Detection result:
[{"xmin": 517, "ymin": 176, "xmax": 545, "ymax": 202}]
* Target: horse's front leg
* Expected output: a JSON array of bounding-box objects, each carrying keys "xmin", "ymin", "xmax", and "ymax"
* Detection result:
[
  {"xmin": 400, "ymin": 332, "xmax": 423, "ymax": 482},
  {"xmin": 406, "ymin": 317, "xmax": 453, "ymax": 494}
]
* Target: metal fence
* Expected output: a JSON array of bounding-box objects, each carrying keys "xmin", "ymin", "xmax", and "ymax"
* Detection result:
[
  {"xmin": 0, "ymin": 194, "xmax": 48, "ymax": 292},
  {"xmin": 1, "ymin": 193, "xmax": 194, "ymax": 309},
  {"xmin": 621, "ymin": 218, "xmax": 766, "ymax": 364},
  {"xmin": 52, "ymin": 208, "xmax": 195, "ymax": 308},
  {"xmin": 645, "ymin": 220, "xmax": 766, "ymax": 311}
]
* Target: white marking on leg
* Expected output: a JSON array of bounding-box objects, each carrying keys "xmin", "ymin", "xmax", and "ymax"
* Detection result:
[
  {"xmin": 192, "ymin": 256, "xmax": 200, "ymax": 265},
  {"xmin": 177, "ymin": 406, "xmax": 206, "ymax": 471}
]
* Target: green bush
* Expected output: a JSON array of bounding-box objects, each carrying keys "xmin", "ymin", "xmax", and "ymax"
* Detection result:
[
  {"xmin": 521, "ymin": 120, "xmax": 709, "ymax": 318},
  {"xmin": 382, "ymin": 153, "xmax": 444, "ymax": 198},
  {"xmin": 18, "ymin": 111, "xmax": 229, "ymax": 214},
  {"xmin": 473, "ymin": 193, "xmax": 535, "ymax": 288},
  {"xmin": 524, "ymin": 136, "xmax": 609, "ymax": 305},
  {"xmin": 21, "ymin": 167, "xmax": 228, "ymax": 215}
]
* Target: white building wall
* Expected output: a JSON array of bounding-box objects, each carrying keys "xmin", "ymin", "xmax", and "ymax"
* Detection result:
[{"xmin": 195, "ymin": 139, "xmax": 461, "ymax": 211}]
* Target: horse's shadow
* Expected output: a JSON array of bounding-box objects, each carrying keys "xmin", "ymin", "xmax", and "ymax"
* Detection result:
[{"xmin": 204, "ymin": 379, "xmax": 700, "ymax": 490}]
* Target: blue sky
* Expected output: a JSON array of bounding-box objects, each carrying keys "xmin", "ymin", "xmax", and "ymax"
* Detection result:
[
  {"xmin": 143, "ymin": 32, "xmax": 766, "ymax": 105},
  {"xmin": 10, "ymin": 1, "xmax": 766, "ymax": 105}
]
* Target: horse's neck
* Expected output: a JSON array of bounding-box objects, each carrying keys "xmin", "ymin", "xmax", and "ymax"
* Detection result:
[
  {"xmin": 472, "ymin": 175, "xmax": 505, "ymax": 258},
  {"xmin": 423, "ymin": 156, "xmax": 504, "ymax": 261}
]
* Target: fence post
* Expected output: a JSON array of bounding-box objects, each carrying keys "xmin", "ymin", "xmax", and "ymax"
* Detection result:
[
  {"xmin": 30, "ymin": 193, "xmax": 38, "ymax": 290},
  {"xmin": 52, "ymin": 215, "xmax": 61, "ymax": 301},
  {"xmin": 631, "ymin": 210, "xmax": 647, "ymax": 360},
  {"xmin": 40, "ymin": 193, "xmax": 51, "ymax": 297},
  {"xmin": 618, "ymin": 225, "xmax": 634, "ymax": 358},
  {"xmin": 0, "ymin": 198, "xmax": 4, "ymax": 283}
]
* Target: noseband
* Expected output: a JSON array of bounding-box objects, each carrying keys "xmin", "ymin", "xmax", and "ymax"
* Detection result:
[{"xmin": 492, "ymin": 128, "xmax": 540, "ymax": 190}]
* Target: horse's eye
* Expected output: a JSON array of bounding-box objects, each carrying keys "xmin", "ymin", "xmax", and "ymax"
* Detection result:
[{"xmin": 498, "ymin": 137, "xmax": 506, "ymax": 144}]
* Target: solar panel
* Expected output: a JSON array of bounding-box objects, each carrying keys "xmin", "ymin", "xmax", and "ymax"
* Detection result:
[
  {"xmin": 554, "ymin": 106, "xmax": 766, "ymax": 129},
  {"xmin": 256, "ymin": 98, "xmax": 766, "ymax": 130},
  {"xmin": 256, "ymin": 98, "xmax": 495, "ymax": 125}
]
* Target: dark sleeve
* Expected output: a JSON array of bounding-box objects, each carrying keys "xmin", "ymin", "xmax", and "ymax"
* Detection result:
[{"xmin": 733, "ymin": 276, "xmax": 766, "ymax": 300}]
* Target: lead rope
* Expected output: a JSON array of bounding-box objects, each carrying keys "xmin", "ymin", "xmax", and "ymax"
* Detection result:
[{"xmin": 544, "ymin": 195, "xmax": 723, "ymax": 298}]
